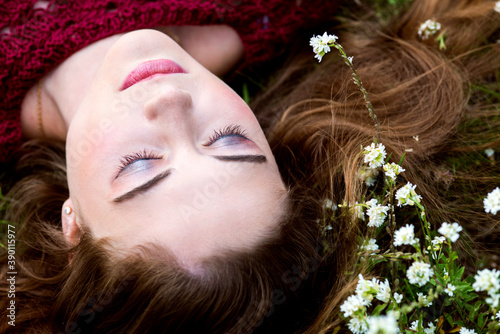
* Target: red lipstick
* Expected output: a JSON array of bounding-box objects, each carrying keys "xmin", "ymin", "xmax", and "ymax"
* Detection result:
[{"xmin": 120, "ymin": 59, "xmax": 186, "ymax": 91}]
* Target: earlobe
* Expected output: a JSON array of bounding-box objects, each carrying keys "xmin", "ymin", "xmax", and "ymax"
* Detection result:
[{"xmin": 61, "ymin": 198, "xmax": 82, "ymax": 245}]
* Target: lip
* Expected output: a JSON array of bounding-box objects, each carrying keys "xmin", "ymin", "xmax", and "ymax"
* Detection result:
[{"xmin": 120, "ymin": 59, "xmax": 186, "ymax": 91}]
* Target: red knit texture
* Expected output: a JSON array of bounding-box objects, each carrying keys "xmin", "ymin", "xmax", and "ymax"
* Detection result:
[{"xmin": 0, "ymin": 0, "xmax": 338, "ymax": 162}]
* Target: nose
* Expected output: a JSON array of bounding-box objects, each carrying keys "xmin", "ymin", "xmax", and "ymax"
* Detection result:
[{"xmin": 143, "ymin": 86, "xmax": 193, "ymax": 122}]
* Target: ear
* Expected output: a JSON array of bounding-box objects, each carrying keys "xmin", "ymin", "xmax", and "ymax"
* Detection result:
[{"xmin": 61, "ymin": 198, "xmax": 82, "ymax": 245}]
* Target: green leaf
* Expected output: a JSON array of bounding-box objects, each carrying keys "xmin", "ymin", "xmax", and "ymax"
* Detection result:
[
  {"xmin": 468, "ymin": 300, "xmax": 482, "ymax": 322},
  {"xmin": 372, "ymin": 303, "xmax": 388, "ymax": 316},
  {"xmin": 445, "ymin": 313, "xmax": 455, "ymax": 327},
  {"xmin": 478, "ymin": 312, "xmax": 485, "ymax": 328},
  {"xmin": 455, "ymin": 265, "xmax": 465, "ymax": 280},
  {"xmin": 242, "ymin": 82, "xmax": 250, "ymax": 105},
  {"xmin": 398, "ymin": 153, "xmax": 406, "ymax": 165}
]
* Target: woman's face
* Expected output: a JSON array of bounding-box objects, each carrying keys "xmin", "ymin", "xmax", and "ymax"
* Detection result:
[{"xmin": 65, "ymin": 30, "xmax": 287, "ymax": 266}]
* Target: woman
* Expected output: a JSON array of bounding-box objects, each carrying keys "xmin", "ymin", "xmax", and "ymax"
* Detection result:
[
  {"xmin": 1, "ymin": 0, "xmax": 499, "ymax": 333},
  {"xmin": 0, "ymin": 1, "xmax": 339, "ymax": 333}
]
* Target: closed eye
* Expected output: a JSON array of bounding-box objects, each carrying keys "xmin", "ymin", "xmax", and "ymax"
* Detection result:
[
  {"xmin": 115, "ymin": 149, "xmax": 163, "ymax": 179},
  {"xmin": 205, "ymin": 124, "xmax": 248, "ymax": 146}
]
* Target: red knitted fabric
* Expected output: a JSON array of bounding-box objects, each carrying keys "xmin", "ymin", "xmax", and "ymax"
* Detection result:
[{"xmin": 0, "ymin": 0, "xmax": 338, "ymax": 162}]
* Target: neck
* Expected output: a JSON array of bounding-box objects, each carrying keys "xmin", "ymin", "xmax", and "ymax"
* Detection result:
[{"xmin": 20, "ymin": 34, "xmax": 123, "ymax": 141}]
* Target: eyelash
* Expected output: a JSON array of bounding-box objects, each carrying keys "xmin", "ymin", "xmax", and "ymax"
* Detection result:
[
  {"xmin": 116, "ymin": 125, "xmax": 247, "ymax": 175},
  {"xmin": 205, "ymin": 124, "xmax": 247, "ymax": 146},
  {"xmin": 117, "ymin": 149, "xmax": 162, "ymax": 175}
]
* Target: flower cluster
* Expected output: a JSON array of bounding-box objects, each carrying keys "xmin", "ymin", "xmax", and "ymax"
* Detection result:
[
  {"xmin": 393, "ymin": 224, "xmax": 418, "ymax": 247},
  {"xmin": 438, "ymin": 222, "xmax": 463, "ymax": 242},
  {"xmin": 473, "ymin": 269, "xmax": 500, "ymax": 308},
  {"xmin": 366, "ymin": 315, "xmax": 399, "ymax": 334},
  {"xmin": 341, "ymin": 275, "xmax": 399, "ymax": 334},
  {"xmin": 366, "ymin": 199, "xmax": 389, "ymax": 228},
  {"xmin": 417, "ymin": 19, "xmax": 441, "ymax": 40},
  {"xmin": 359, "ymin": 166, "xmax": 379, "ymax": 187},
  {"xmin": 359, "ymin": 140, "xmax": 408, "ymax": 189},
  {"xmin": 309, "ymin": 32, "xmax": 338, "ymax": 62},
  {"xmin": 460, "ymin": 328, "xmax": 477, "ymax": 334},
  {"xmin": 407, "ymin": 261, "xmax": 434, "ymax": 287},
  {"xmin": 360, "ymin": 238, "xmax": 379, "ymax": 254},
  {"xmin": 310, "ymin": 34, "xmax": 500, "ymax": 334},
  {"xmin": 364, "ymin": 143, "xmax": 387, "ymax": 169},
  {"xmin": 345, "ymin": 142, "xmax": 499, "ymax": 333},
  {"xmin": 410, "ymin": 320, "xmax": 435, "ymax": 333},
  {"xmin": 395, "ymin": 182, "xmax": 422, "ymax": 207},
  {"xmin": 484, "ymin": 187, "xmax": 500, "ymax": 215},
  {"xmin": 383, "ymin": 163, "xmax": 405, "ymax": 182}
]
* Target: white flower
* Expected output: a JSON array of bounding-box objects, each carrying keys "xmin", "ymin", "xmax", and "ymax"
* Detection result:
[
  {"xmin": 438, "ymin": 222, "xmax": 463, "ymax": 242},
  {"xmin": 407, "ymin": 261, "xmax": 434, "ymax": 287},
  {"xmin": 485, "ymin": 293, "xmax": 499, "ymax": 308},
  {"xmin": 395, "ymin": 182, "xmax": 422, "ymax": 207},
  {"xmin": 472, "ymin": 268, "xmax": 500, "ymax": 295},
  {"xmin": 484, "ymin": 148, "xmax": 495, "ymax": 157},
  {"xmin": 496, "ymin": 310, "xmax": 500, "ymax": 321},
  {"xmin": 387, "ymin": 310, "xmax": 400, "ymax": 320},
  {"xmin": 360, "ymin": 238, "xmax": 379, "ymax": 253},
  {"xmin": 323, "ymin": 199, "xmax": 337, "ymax": 210},
  {"xmin": 409, "ymin": 320, "xmax": 419, "ymax": 331},
  {"xmin": 444, "ymin": 284, "xmax": 456, "ymax": 296},
  {"xmin": 429, "ymin": 236, "xmax": 446, "ymax": 255},
  {"xmin": 376, "ymin": 280, "xmax": 392, "ymax": 303},
  {"xmin": 364, "ymin": 143, "xmax": 387, "ymax": 169},
  {"xmin": 366, "ymin": 199, "xmax": 390, "ymax": 228},
  {"xmin": 484, "ymin": 187, "xmax": 500, "ymax": 215},
  {"xmin": 359, "ymin": 166, "xmax": 379, "ymax": 187},
  {"xmin": 383, "ymin": 163, "xmax": 405, "ymax": 181},
  {"xmin": 355, "ymin": 275, "xmax": 392, "ymax": 304},
  {"xmin": 354, "ymin": 202, "xmax": 366, "ymax": 221},
  {"xmin": 320, "ymin": 31, "xmax": 338, "ymax": 44},
  {"xmin": 348, "ymin": 317, "xmax": 368, "ymax": 334},
  {"xmin": 310, "ymin": 32, "xmax": 338, "ymax": 62},
  {"xmin": 424, "ymin": 322, "xmax": 436, "ymax": 334},
  {"xmin": 443, "ymin": 270, "xmax": 449, "ymax": 279},
  {"xmin": 355, "ymin": 274, "xmax": 376, "ymax": 303},
  {"xmin": 417, "ymin": 292, "xmax": 433, "ymax": 307},
  {"xmin": 393, "ymin": 224, "xmax": 418, "ymax": 247},
  {"xmin": 309, "ymin": 35, "xmax": 326, "ymax": 53},
  {"xmin": 314, "ymin": 52, "xmax": 323, "ymax": 62},
  {"xmin": 418, "ymin": 19, "xmax": 441, "ymax": 40},
  {"xmin": 366, "ymin": 315, "xmax": 399, "ymax": 334},
  {"xmin": 410, "ymin": 320, "xmax": 435, "ymax": 333},
  {"xmin": 431, "ymin": 236, "xmax": 446, "ymax": 247},
  {"xmin": 340, "ymin": 294, "xmax": 366, "ymax": 317},
  {"xmin": 459, "ymin": 328, "xmax": 476, "ymax": 334},
  {"xmin": 495, "ymin": 1, "xmax": 500, "ymax": 13},
  {"xmin": 393, "ymin": 292, "xmax": 403, "ymax": 304}
]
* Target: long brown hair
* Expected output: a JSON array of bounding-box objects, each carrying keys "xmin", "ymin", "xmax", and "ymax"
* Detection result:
[{"xmin": 252, "ymin": 0, "xmax": 500, "ymax": 332}]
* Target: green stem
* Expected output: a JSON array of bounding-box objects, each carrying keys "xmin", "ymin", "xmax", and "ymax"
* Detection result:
[{"xmin": 331, "ymin": 42, "xmax": 381, "ymax": 142}]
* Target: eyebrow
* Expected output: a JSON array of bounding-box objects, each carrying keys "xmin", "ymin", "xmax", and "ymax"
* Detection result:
[
  {"xmin": 212, "ymin": 154, "xmax": 267, "ymax": 163},
  {"xmin": 113, "ymin": 169, "xmax": 172, "ymax": 203},
  {"xmin": 112, "ymin": 154, "xmax": 267, "ymax": 204}
]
